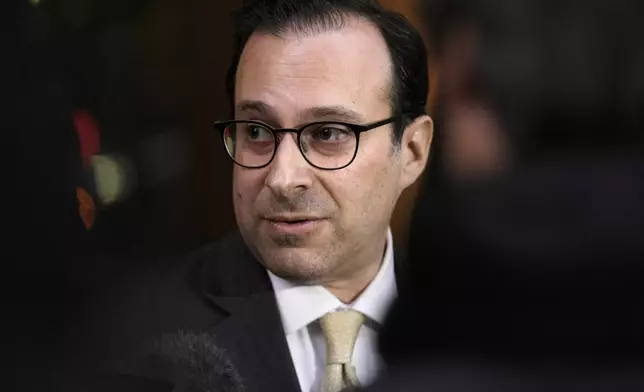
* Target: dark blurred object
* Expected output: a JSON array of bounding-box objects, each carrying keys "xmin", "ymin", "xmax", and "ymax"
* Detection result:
[
  {"xmin": 366, "ymin": 362, "xmax": 644, "ymax": 392},
  {"xmin": 64, "ymin": 373, "xmax": 174, "ymax": 392},
  {"xmin": 65, "ymin": 331, "xmax": 245, "ymax": 392},
  {"xmin": 143, "ymin": 330, "xmax": 246, "ymax": 392},
  {"xmin": 372, "ymin": 0, "xmax": 644, "ymax": 390},
  {"xmin": 423, "ymin": 0, "xmax": 644, "ymax": 161}
]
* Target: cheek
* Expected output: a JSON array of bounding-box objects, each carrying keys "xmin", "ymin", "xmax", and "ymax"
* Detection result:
[
  {"xmin": 232, "ymin": 171, "xmax": 264, "ymax": 216},
  {"xmin": 366, "ymin": 156, "xmax": 403, "ymax": 210},
  {"xmin": 331, "ymin": 161, "xmax": 399, "ymax": 218}
]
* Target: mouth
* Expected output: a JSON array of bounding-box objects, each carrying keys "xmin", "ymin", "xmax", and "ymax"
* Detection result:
[
  {"xmin": 263, "ymin": 216, "xmax": 325, "ymax": 235},
  {"xmin": 264, "ymin": 215, "xmax": 323, "ymax": 223}
]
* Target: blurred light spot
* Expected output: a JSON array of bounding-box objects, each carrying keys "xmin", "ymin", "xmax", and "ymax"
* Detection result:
[
  {"xmin": 72, "ymin": 109, "xmax": 101, "ymax": 168},
  {"xmin": 76, "ymin": 187, "xmax": 96, "ymax": 231},
  {"xmin": 29, "ymin": 0, "xmax": 41, "ymax": 6},
  {"xmin": 91, "ymin": 154, "xmax": 134, "ymax": 205}
]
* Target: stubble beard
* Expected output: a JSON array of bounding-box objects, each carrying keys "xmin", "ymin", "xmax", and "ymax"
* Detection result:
[{"xmin": 255, "ymin": 230, "xmax": 345, "ymax": 284}]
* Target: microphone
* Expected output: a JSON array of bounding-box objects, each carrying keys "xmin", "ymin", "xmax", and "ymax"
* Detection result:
[{"xmin": 148, "ymin": 330, "xmax": 246, "ymax": 392}]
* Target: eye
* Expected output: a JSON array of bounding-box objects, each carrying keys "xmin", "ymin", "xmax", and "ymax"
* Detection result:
[
  {"xmin": 246, "ymin": 124, "xmax": 273, "ymax": 141},
  {"xmin": 310, "ymin": 126, "xmax": 351, "ymax": 142}
]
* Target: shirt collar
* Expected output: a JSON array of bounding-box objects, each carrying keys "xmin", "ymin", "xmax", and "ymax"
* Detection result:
[{"xmin": 268, "ymin": 228, "xmax": 397, "ymax": 334}]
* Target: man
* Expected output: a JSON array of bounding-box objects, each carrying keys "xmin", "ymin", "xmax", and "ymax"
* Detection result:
[{"xmin": 77, "ymin": 1, "xmax": 432, "ymax": 391}]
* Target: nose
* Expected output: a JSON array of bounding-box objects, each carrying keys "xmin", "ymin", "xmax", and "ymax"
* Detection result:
[{"xmin": 265, "ymin": 133, "xmax": 313, "ymax": 197}]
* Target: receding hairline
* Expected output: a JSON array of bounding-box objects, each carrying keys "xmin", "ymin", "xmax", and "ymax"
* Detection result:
[
  {"xmin": 255, "ymin": 11, "xmax": 374, "ymax": 38},
  {"xmin": 245, "ymin": 12, "xmax": 395, "ymax": 105}
]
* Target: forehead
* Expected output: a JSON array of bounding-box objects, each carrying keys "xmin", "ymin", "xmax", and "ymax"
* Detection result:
[{"xmin": 235, "ymin": 17, "xmax": 392, "ymax": 121}]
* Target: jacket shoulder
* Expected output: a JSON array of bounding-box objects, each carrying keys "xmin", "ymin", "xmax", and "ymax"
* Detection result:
[{"xmin": 71, "ymin": 232, "xmax": 249, "ymax": 371}]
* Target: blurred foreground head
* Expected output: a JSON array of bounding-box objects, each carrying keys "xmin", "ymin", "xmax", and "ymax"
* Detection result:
[
  {"xmin": 381, "ymin": 0, "xmax": 644, "ymax": 367},
  {"xmin": 427, "ymin": 0, "xmax": 643, "ymax": 180}
]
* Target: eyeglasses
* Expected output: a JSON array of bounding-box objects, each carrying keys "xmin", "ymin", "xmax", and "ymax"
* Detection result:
[{"xmin": 213, "ymin": 117, "xmax": 398, "ymax": 170}]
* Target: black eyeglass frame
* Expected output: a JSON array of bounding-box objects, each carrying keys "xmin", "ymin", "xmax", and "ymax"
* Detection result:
[{"xmin": 213, "ymin": 116, "xmax": 401, "ymax": 170}]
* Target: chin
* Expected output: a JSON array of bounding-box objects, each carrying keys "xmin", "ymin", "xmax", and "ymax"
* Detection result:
[{"xmin": 259, "ymin": 247, "xmax": 332, "ymax": 282}]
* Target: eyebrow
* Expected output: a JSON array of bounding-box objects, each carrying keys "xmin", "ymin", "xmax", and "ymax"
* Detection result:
[
  {"xmin": 236, "ymin": 100, "xmax": 366, "ymax": 124},
  {"xmin": 236, "ymin": 100, "xmax": 278, "ymax": 121},
  {"xmin": 307, "ymin": 105, "xmax": 366, "ymax": 123}
]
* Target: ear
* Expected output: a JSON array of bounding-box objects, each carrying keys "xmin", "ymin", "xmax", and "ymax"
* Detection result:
[{"xmin": 398, "ymin": 114, "xmax": 433, "ymax": 190}]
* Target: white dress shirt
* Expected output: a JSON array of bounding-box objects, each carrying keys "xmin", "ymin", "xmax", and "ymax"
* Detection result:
[{"xmin": 267, "ymin": 228, "xmax": 397, "ymax": 392}]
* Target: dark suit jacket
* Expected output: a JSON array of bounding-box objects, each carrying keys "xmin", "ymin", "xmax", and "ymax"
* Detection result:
[{"xmin": 73, "ymin": 231, "xmax": 407, "ymax": 392}]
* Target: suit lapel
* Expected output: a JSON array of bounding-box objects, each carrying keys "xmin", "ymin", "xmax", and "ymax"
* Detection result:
[
  {"xmin": 203, "ymin": 292, "xmax": 301, "ymax": 392},
  {"xmin": 198, "ymin": 233, "xmax": 301, "ymax": 392}
]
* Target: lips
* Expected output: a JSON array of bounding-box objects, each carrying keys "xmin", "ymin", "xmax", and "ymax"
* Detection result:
[
  {"xmin": 262, "ymin": 216, "xmax": 325, "ymax": 235},
  {"xmin": 272, "ymin": 219, "xmax": 310, "ymax": 224},
  {"xmin": 264, "ymin": 216, "xmax": 322, "ymax": 223}
]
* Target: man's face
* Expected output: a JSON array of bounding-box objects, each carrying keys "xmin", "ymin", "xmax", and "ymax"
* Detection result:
[{"xmin": 232, "ymin": 18, "xmax": 426, "ymax": 284}]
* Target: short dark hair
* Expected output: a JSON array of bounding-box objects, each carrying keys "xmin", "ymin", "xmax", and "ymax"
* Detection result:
[{"xmin": 225, "ymin": 0, "xmax": 429, "ymax": 143}]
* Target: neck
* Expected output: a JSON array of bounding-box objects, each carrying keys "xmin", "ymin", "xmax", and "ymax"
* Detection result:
[{"xmin": 325, "ymin": 234, "xmax": 389, "ymax": 304}]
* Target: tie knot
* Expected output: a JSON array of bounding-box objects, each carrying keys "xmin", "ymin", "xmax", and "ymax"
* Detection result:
[{"xmin": 319, "ymin": 309, "xmax": 365, "ymax": 364}]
